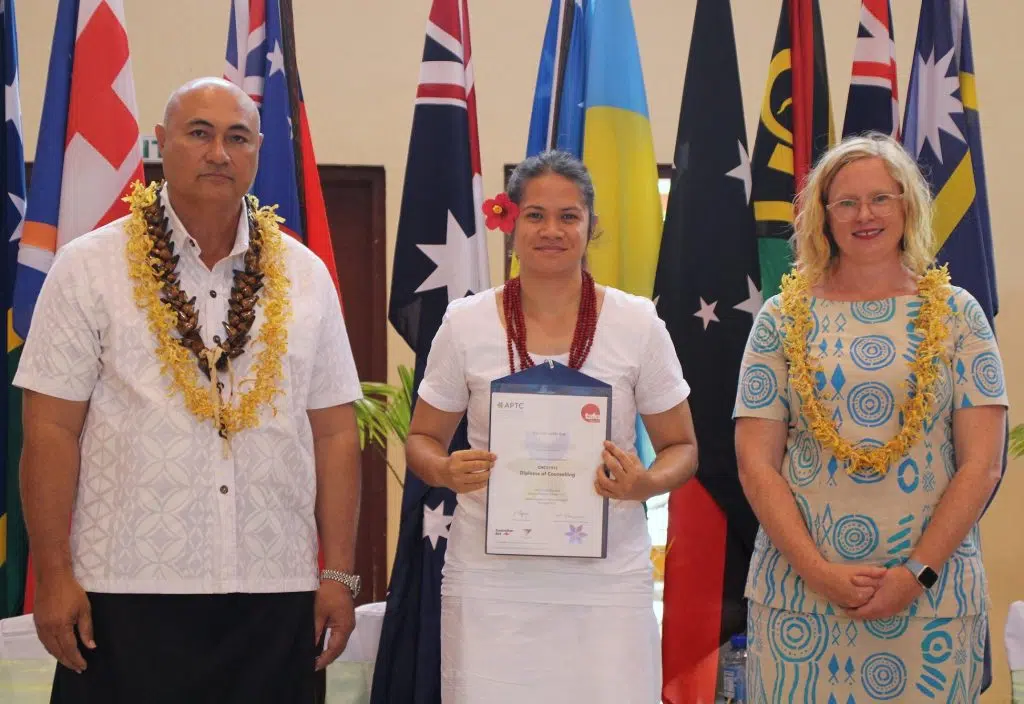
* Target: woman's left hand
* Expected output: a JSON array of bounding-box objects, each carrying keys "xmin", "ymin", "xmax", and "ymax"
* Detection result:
[
  {"xmin": 594, "ymin": 441, "xmax": 651, "ymax": 502},
  {"xmin": 844, "ymin": 565, "xmax": 923, "ymax": 621}
]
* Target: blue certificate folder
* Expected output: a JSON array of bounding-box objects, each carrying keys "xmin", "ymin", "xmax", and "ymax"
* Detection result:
[{"xmin": 485, "ymin": 360, "xmax": 611, "ymax": 558}]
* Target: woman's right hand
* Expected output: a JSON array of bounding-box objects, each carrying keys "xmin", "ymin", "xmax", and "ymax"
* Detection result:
[
  {"xmin": 437, "ymin": 449, "xmax": 496, "ymax": 493},
  {"xmin": 808, "ymin": 563, "xmax": 887, "ymax": 609}
]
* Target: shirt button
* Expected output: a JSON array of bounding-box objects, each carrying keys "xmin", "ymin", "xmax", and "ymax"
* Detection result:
[
  {"xmin": 189, "ymin": 240, "xmax": 196, "ymax": 247},
  {"xmin": 210, "ymin": 290, "xmax": 217, "ymax": 298},
  {"xmin": 219, "ymin": 485, "xmax": 229, "ymax": 495}
]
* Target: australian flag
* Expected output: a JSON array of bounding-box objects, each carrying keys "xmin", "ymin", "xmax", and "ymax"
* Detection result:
[
  {"xmin": 842, "ymin": 0, "xmax": 899, "ymax": 139},
  {"xmin": 372, "ymin": 0, "xmax": 489, "ymax": 701}
]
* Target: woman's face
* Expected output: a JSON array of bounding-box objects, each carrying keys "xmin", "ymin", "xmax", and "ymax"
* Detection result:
[
  {"xmin": 824, "ymin": 156, "xmax": 907, "ymax": 266},
  {"xmin": 513, "ymin": 173, "xmax": 590, "ymax": 277}
]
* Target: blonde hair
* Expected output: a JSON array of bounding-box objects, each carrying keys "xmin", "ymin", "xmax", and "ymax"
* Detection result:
[{"xmin": 792, "ymin": 133, "xmax": 935, "ymax": 284}]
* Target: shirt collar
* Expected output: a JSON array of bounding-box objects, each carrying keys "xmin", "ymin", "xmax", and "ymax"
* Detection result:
[{"xmin": 161, "ymin": 186, "xmax": 251, "ymax": 262}]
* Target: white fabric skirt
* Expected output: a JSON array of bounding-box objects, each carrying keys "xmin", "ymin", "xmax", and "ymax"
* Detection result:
[{"xmin": 440, "ymin": 594, "xmax": 661, "ymax": 704}]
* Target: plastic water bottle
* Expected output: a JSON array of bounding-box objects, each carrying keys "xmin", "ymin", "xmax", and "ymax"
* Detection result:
[{"xmin": 720, "ymin": 634, "xmax": 748, "ymax": 703}]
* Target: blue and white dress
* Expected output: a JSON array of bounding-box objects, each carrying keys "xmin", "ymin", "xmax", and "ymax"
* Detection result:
[{"xmin": 735, "ymin": 287, "xmax": 1008, "ymax": 703}]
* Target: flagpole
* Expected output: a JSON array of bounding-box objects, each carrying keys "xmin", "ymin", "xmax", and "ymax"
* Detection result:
[
  {"xmin": 548, "ymin": 0, "xmax": 577, "ymax": 151},
  {"xmin": 278, "ymin": 0, "xmax": 308, "ymax": 239}
]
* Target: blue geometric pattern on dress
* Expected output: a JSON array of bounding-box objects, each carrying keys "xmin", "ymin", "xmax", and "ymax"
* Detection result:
[
  {"xmin": 886, "ymin": 514, "xmax": 915, "ymax": 560},
  {"xmin": 827, "ymin": 654, "xmax": 840, "ymax": 684},
  {"xmin": 970, "ymin": 351, "xmax": 1004, "ymax": 397},
  {"xmin": 815, "ymin": 370, "xmax": 828, "ymax": 392},
  {"xmin": 845, "ymin": 621, "xmax": 859, "ymax": 647},
  {"xmin": 832, "ymin": 514, "xmax": 880, "ymax": 560},
  {"xmin": 831, "ymin": 365, "xmax": 847, "ymax": 398},
  {"xmin": 826, "ymin": 456, "xmax": 839, "ymax": 486},
  {"xmin": 793, "ymin": 492, "xmax": 813, "ymax": 532},
  {"xmin": 865, "ymin": 616, "xmax": 911, "ymax": 640},
  {"xmin": 767, "ymin": 610, "xmax": 829, "ymax": 663},
  {"xmin": 817, "ymin": 505, "xmax": 835, "ymax": 548},
  {"xmin": 916, "ymin": 619, "xmax": 954, "ymax": 699},
  {"xmin": 851, "ymin": 298, "xmax": 896, "ymax": 324},
  {"xmin": 741, "ymin": 363, "xmax": 779, "ymax": 408},
  {"xmin": 844, "ymin": 656, "xmax": 855, "ymax": 684},
  {"xmin": 940, "ymin": 440, "xmax": 955, "ymax": 480},
  {"xmin": 835, "ymin": 313, "xmax": 848, "ymax": 333},
  {"xmin": 923, "ymin": 471, "xmax": 936, "ymax": 492},
  {"xmin": 897, "ymin": 458, "xmax": 920, "ymax": 494},
  {"xmin": 834, "ymin": 339, "xmax": 845, "ymax": 358},
  {"xmin": 861, "ymin": 652, "xmax": 908, "ymax": 700},
  {"xmin": 847, "ymin": 382, "xmax": 895, "ymax": 427},
  {"xmin": 954, "ymin": 358, "xmax": 967, "ymax": 385},
  {"xmin": 850, "ymin": 335, "xmax": 897, "ymax": 371},
  {"xmin": 752, "ymin": 312, "xmax": 782, "ymax": 353},
  {"xmin": 962, "ymin": 297, "xmax": 993, "ymax": 340}
]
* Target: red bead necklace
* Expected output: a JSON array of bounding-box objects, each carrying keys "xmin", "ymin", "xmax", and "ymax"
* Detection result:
[{"xmin": 503, "ymin": 270, "xmax": 599, "ymax": 374}]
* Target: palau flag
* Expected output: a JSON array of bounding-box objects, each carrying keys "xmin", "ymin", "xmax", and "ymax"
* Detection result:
[
  {"xmin": 2, "ymin": 0, "xmax": 28, "ymax": 620},
  {"xmin": 12, "ymin": 0, "xmax": 144, "ymax": 613},
  {"xmin": 903, "ymin": 0, "xmax": 1000, "ymax": 693},
  {"xmin": 523, "ymin": 0, "xmax": 660, "ymax": 466},
  {"xmin": 749, "ymin": 0, "xmax": 833, "ymax": 298},
  {"xmin": 580, "ymin": 0, "xmax": 662, "ymax": 301}
]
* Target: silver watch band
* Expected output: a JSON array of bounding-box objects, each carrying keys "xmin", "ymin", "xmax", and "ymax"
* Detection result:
[{"xmin": 319, "ymin": 568, "xmax": 361, "ymax": 598}]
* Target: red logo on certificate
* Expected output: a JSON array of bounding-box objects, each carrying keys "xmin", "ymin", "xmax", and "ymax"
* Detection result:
[{"xmin": 581, "ymin": 403, "xmax": 601, "ymax": 423}]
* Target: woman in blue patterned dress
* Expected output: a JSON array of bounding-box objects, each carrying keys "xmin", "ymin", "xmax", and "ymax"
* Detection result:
[{"xmin": 734, "ymin": 134, "xmax": 1007, "ymax": 703}]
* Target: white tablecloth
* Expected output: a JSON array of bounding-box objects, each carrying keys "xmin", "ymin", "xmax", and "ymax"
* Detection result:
[{"xmin": 0, "ymin": 601, "xmax": 385, "ymax": 703}]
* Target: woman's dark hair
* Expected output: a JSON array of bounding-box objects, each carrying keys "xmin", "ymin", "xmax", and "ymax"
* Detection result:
[{"xmin": 506, "ymin": 150, "xmax": 596, "ymax": 235}]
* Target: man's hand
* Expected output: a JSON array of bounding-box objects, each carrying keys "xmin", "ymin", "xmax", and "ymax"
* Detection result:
[
  {"xmin": 34, "ymin": 573, "xmax": 95, "ymax": 673},
  {"xmin": 314, "ymin": 580, "xmax": 356, "ymax": 671}
]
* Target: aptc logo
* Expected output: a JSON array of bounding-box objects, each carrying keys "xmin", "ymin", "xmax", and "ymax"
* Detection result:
[
  {"xmin": 581, "ymin": 403, "xmax": 601, "ymax": 423},
  {"xmin": 496, "ymin": 400, "xmax": 524, "ymax": 410}
]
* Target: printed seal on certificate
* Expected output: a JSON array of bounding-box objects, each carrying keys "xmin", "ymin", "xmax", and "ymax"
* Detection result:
[{"xmin": 485, "ymin": 360, "xmax": 611, "ymax": 558}]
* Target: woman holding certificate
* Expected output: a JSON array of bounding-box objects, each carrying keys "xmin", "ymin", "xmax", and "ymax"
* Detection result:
[
  {"xmin": 734, "ymin": 135, "xmax": 1007, "ymax": 702},
  {"xmin": 407, "ymin": 150, "xmax": 698, "ymax": 702}
]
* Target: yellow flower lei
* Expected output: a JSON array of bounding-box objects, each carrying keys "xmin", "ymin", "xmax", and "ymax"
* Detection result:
[
  {"xmin": 123, "ymin": 181, "xmax": 291, "ymax": 441},
  {"xmin": 778, "ymin": 266, "xmax": 952, "ymax": 477}
]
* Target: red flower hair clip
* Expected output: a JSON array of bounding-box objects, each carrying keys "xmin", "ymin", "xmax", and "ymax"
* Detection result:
[{"xmin": 482, "ymin": 193, "xmax": 519, "ymax": 234}]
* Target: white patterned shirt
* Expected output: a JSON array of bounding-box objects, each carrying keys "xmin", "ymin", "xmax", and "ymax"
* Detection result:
[{"xmin": 13, "ymin": 189, "xmax": 362, "ymax": 595}]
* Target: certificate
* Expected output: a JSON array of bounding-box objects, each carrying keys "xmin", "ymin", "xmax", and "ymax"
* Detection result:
[{"xmin": 485, "ymin": 361, "xmax": 610, "ymax": 558}]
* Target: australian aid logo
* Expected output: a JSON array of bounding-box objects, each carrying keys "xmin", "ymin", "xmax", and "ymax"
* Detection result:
[{"xmin": 580, "ymin": 403, "xmax": 601, "ymax": 424}]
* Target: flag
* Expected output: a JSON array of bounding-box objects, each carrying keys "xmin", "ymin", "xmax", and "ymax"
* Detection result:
[
  {"xmin": 12, "ymin": 0, "xmax": 144, "ymax": 613},
  {"xmin": 902, "ymin": 0, "xmax": 999, "ymax": 692},
  {"xmin": 371, "ymin": 0, "xmax": 488, "ymax": 700},
  {"xmin": 581, "ymin": 0, "xmax": 661, "ymax": 300},
  {"xmin": 525, "ymin": 0, "xmax": 587, "ymax": 159},
  {"xmin": 902, "ymin": 0, "xmax": 996, "ymax": 325},
  {"xmin": 2, "ymin": 0, "xmax": 28, "ymax": 620},
  {"xmin": 750, "ymin": 0, "xmax": 833, "ymax": 299},
  {"xmin": 224, "ymin": 0, "xmax": 340, "ymax": 294},
  {"xmin": 654, "ymin": 1, "xmax": 759, "ymax": 701},
  {"xmin": 842, "ymin": 0, "xmax": 899, "ymax": 139}
]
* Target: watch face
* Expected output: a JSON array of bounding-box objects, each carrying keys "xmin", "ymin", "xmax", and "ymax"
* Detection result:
[{"xmin": 919, "ymin": 566, "xmax": 939, "ymax": 589}]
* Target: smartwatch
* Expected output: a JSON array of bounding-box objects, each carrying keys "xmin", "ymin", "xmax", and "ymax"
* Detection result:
[{"xmin": 903, "ymin": 558, "xmax": 938, "ymax": 590}]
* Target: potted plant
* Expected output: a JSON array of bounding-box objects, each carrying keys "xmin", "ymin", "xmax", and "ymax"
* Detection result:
[{"xmin": 354, "ymin": 365, "xmax": 414, "ymax": 488}]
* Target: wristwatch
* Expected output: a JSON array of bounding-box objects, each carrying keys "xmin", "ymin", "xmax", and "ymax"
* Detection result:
[
  {"xmin": 319, "ymin": 569, "xmax": 361, "ymax": 599},
  {"xmin": 902, "ymin": 558, "xmax": 938, "ymax": 590}
]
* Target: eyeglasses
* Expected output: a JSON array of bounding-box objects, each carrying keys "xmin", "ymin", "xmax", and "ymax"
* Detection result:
[{"xmin": 825, "ymin": 193, "xmax": 903, "ymax": 223}]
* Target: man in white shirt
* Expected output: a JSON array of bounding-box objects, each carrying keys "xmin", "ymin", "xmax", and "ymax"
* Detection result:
[{"xmin": 14, "ymin": 77, "xmax": 363, "ymax": 702}]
